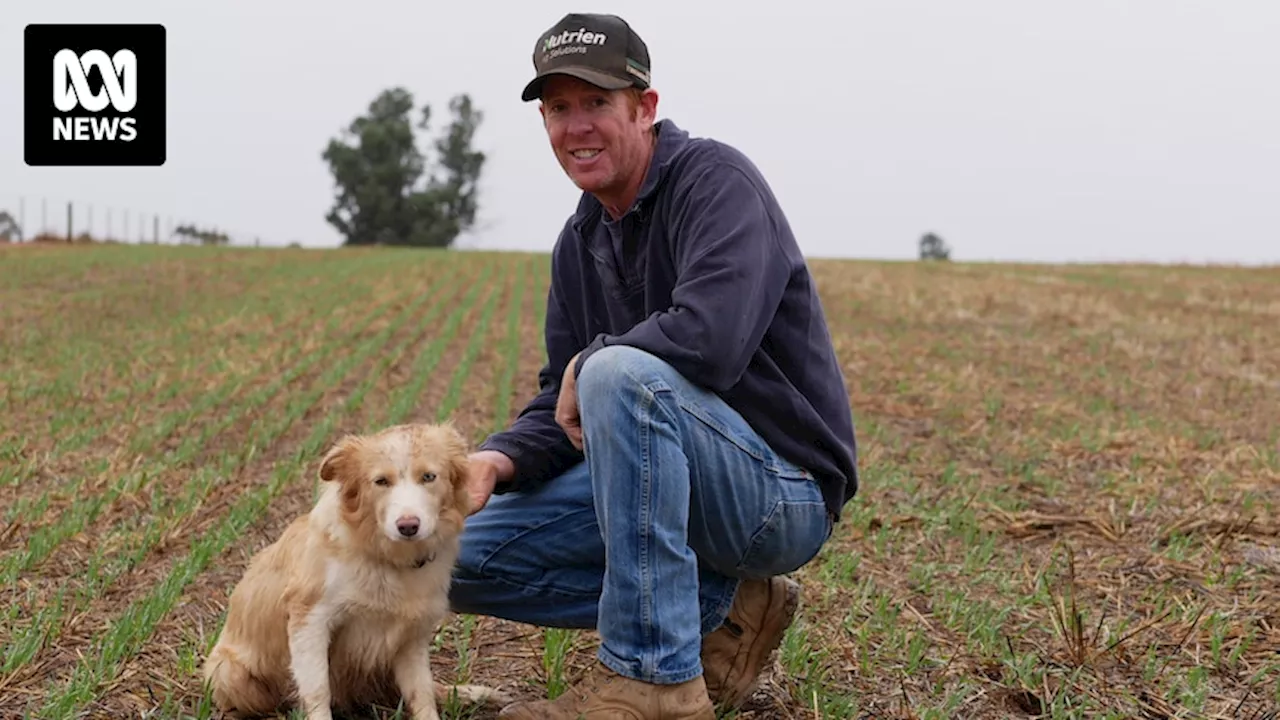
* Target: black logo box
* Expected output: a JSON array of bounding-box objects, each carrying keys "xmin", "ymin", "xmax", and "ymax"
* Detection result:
[{"xmin": 24, "ymin": 23, "xmax": 166, "ymax": 167}]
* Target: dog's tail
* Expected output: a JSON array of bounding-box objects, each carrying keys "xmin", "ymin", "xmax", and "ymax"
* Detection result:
[
  {"xmin": 434, "ymin": 682, "xmax": 514, "ymax": 708},
  {"xmin": 203, "ymin": 645, "xmax": 282, "ymax": 717}
]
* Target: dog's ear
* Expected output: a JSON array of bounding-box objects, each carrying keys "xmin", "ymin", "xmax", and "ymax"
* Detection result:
[
  {"xmin": 319, "ymin": 435, "xmax": 358, "ymax": 484},
  {"xmin": 449, "ymin": 449, "xmax": 472, "ymax": 486},
  {"xmin": 440, "ymin": 424, "xmax": 475, "ymax": 510},
  {"xmin": 439, "ymin": 425, "xmax": 469, "ymax": 479}
]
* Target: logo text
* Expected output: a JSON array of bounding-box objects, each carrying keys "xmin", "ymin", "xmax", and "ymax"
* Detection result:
[{"xmin": 543, "ymin": 28, "xmax": 607, "ymax": 52}]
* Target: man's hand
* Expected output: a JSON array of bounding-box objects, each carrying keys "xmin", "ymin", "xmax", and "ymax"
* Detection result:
[
  {"xmin": 555, "ymin": 352, "xmax": 583, "ymax": 450},
  {"xmin": 464, "ymin": 450, "xmax": 514, "ymax": 515}
]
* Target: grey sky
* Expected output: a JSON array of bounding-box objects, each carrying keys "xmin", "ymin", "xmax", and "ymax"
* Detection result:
[{"xmin": 3, "ymin": 0, "xmax": 1277, "ymax": 264}]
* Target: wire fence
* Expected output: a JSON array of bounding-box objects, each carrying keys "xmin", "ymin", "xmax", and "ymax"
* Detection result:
[{"xmin": 0, "ymin": 194, "xmax": 278, "ymax": 247}]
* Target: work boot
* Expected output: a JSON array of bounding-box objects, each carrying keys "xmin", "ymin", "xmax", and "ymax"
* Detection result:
[
  {"xmin": 497, "ymin": 660, "xmax": 715, "ymax": 719},
  {"xmin": 701, "ymin": 576, "xmax": 801, "ymax": 709}
]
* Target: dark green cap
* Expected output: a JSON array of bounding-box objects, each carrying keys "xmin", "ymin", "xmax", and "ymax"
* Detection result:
[{"xmin": 521, "ymin": 13, "xmax": 652, "ymax": 102}]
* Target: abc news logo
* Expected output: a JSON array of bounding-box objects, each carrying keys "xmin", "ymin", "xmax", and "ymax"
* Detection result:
[
  {"xmin": 25, "ymin": 24, "xmax": 166, "ymax": 166},
  {"xmin": 54, "ymin": 48, "xmax": 140, "ymax": 142}
]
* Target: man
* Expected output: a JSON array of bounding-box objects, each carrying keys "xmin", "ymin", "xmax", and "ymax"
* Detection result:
[{"xmin": 448, "ymin": 12, "xmax": 859, "ymax": 719}]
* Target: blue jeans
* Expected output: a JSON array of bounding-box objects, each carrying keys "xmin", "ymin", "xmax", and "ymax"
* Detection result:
[{"xmin": 448, "ymin": 345, "xmax": 833, "ymax": 685}]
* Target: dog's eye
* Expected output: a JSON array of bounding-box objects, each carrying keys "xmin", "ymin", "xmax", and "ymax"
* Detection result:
[
  {"xmin": 421, "ymin": 472, "xmax": 436, "ymax": 483},
  {"xmin": 374, "ymin": 476, "xmax": 389, "ymax": 486}
]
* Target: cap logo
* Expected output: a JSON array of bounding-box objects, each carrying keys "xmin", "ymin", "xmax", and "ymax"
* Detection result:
[{"xmin": 542, "ymin": 27, "xmax": 607, "ymax": 59}]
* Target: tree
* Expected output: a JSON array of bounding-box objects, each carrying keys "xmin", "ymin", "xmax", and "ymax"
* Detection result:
[
  {"xmin": 918, "ymin": 232, "xmax": 951, "ymax": 261},
  {"xmin": 0, "ymin": 211, "xmax": 20, "ymax": 242},
  {"xmin": 173, "ymin": 223, "xmax": 230, "ymax": 245},
  {"xmin": 322, "ymin": 87, "xmax": 486, "ymax": 248}
]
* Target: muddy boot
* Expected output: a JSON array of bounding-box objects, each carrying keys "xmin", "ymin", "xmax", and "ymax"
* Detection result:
[
  {"xmin": 701, "ymin": 576, "xmax": 801, "ymax": 709},
  {"xmin": 497, "ymin": 660, "xmax": 715, "ymax": 719}
]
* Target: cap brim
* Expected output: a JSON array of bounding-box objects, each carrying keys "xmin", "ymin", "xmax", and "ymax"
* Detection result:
[{"xmin": 521, "ymin": 66, "xmax": 634, "ymax": 102}]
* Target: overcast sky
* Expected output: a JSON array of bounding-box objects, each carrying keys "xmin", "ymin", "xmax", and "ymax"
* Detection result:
[{"xmin": 3, "ymin": 1, "xmax": 1277, "ymax": 264}]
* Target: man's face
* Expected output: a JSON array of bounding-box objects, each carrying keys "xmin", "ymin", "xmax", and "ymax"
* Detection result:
[{"xmin": 539, "ymin": 75, "xmax": 659, "ymax": 204}]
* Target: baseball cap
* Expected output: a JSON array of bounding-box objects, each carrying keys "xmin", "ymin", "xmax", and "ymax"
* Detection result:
[{"xmin": 521, "ymin": 13, "xmax": 651, "ymax": 102}]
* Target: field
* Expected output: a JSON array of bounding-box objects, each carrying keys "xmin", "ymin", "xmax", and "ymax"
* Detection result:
[{"xmin": 1, "ymin": 243, "xmax": 1278, "ymax": 719}]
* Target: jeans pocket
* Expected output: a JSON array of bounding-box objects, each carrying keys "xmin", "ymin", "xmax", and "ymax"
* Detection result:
[
  {"xmin": 772, "ymin": 458, "xmax": 816, "ymax": 482},
  {"xmin": 735, "ymin": 499, "xmax": 831, "ymax": 578},
  {"xmin": 680, "ymin": 398, "xmax": 818, "ymax": 482}
]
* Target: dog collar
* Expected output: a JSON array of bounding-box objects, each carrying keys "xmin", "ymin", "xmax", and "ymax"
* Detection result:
[{"xmin": 411, "ymin": 549, "xmax": 436, "ymax": 569}]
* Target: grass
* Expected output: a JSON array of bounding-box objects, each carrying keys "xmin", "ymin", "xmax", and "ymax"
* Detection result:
[{"xmin": 0, "ymin": 242, "xmax": 1277, "ymax": 719}]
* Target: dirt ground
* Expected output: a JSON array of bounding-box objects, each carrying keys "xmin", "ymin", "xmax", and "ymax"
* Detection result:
[{"xmin": 2, "ymin": 246, "xmax": 1277, "ymax": 719}]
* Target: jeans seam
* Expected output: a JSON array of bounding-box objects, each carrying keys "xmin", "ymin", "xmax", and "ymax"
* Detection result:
[
  {"xmin": 736, "ymin": 499, "xmax": 783, "ymax": 572},
  {"xmin": 639, "ymin": 382, "xmax": 655, "ymax": 678},
  {"xmin": 634, "ymin": 378, "xmax": 707, "ymax": 678}
]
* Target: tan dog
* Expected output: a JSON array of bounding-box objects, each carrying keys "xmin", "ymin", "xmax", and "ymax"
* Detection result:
[{"xmin": 202, "ymin": 422, "xmax": 509, "ymax": 720}]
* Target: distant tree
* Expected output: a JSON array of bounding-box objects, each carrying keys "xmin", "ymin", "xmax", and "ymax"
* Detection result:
[
  {"xmin": 173, "ymin": 223, "xmax": 230, "ymax": 245},
  {"xmin": 918, "ymin": 232, "xmax": 951, "ymax": 261},
  {"xmin": 0, "ymin": 211, "xmax": 22, "ymax": 242},
  {"xmin": 322, "ymin": 87, "xmax": 486, "ymax": 248}
]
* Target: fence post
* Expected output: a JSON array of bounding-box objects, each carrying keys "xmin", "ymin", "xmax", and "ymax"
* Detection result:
[
  {"xmin": 66, "ymin": 200, "xmax": 72, "ymax": 243},
  {"xmin": 153, "ymin": 215, "xmax": 159, "ymax": 244}
]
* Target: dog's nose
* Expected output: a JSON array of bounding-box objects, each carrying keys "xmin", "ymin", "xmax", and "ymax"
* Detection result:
[{"xmin": 397, "ymin": 516, "xmax": 420, "ymax": 537}]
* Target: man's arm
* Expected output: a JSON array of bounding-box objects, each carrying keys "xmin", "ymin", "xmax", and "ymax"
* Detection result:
[
  {"xmin": 573, "ymin": 161, "xmax": 792, "ymax": 392},
  {"xmin": 476, "ymin": 258, "xmax": 584, "ymax": 492}
]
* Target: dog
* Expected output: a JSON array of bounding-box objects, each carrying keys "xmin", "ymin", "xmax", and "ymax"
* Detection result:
[{"xmin": 202, "ymin": 422, "xmax": 509, "ymax": 720}]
